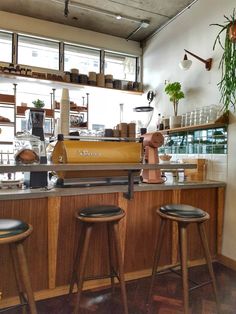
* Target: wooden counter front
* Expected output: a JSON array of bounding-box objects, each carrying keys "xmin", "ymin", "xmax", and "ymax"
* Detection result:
[{"xmin": 0, "ymin": 184, "xmax": 225, "ymax": 309}]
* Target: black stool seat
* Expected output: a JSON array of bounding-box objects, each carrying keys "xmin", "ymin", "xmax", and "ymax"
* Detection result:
[
  {"xmin": 79, "ymin": 205, "xmax": 123, "ymax": 218},
  {"xmin": 160, "ymin": 204, "xmax": 206, "ymax": 218},
  {"xmin": 0, "ymin": 219, "xmax": 29, "ymax": 238}
]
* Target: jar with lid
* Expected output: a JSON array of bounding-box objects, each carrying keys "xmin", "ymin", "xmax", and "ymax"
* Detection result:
[{"xmin": 14, "ymin": 133, "xmax": 42, "ymax": 164}]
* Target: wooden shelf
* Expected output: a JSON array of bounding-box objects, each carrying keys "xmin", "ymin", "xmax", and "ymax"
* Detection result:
[
  {"xmin": 160, "ymin": 121, "xmax": 228, "ymax": 134},
  {"xmin": 0, "ymin": 72, "xmax": 143, "ymax": 95},
  {"xmin": 16, "ymin": 106, "xmax": 54, "ymax": 118},
  {"xmin": 160, "ymin": 112, "xmax": 229, "ymax": 134},
  {"xmin": 0, "ymin": 121, "xmax": 14, "ymax": 127},
  {"xmin": 0, "ymin": 93, "xmax": 15, "ymax": 104}
]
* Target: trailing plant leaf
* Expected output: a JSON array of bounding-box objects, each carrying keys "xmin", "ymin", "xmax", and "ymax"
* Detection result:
[{"xmin": 210, "ymin": 9, "xmax": 236, "ymax": 112}]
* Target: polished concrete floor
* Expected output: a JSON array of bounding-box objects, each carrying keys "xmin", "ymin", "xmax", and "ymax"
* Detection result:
[{"xmin": 5, "ymin": 262, "xmax": 236, "ymax": 313}]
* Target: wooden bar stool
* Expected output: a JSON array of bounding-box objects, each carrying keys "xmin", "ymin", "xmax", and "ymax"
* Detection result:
[
  {"xmin": 147, "ymin": 204, "xmax": 219, "ymax": 314},
  {"xmin": 69, "ymin": 205, "xmax": 128, "ymax": 314},
  {"xmin": 0, "ymin": 219, "xmax": 37, "ymax": 314}
]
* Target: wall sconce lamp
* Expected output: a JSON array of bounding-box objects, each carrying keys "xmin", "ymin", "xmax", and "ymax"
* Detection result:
[{"xmin": 179, "ymin": 49, "xmax": 213, "ymax": 71}]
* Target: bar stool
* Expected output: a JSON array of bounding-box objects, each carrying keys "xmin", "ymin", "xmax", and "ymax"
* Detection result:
[
  {"xmin": 69, "ymin": 205, "xmax": 128, "ymax": 314},
  {"xmin": 0, "ymin": 219, "xmax": 37, "ymax": 314},
  {"xmin": 147, "ymin": 204, "xmax": 219, "ymax": 314}
]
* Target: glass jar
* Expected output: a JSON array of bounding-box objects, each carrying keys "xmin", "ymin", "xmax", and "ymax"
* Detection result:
[{"xmin": 14, "ymin": 133, "xmax": 41, "ymax": 164}]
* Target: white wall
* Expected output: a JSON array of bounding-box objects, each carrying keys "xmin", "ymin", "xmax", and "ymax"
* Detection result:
[{"xmin": 143, "ymin": 0, "xmax": 236, "ymax": 260}]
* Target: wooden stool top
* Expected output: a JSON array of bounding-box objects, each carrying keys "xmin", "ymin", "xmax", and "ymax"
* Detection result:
[
  {"xmin": 0, "ymin": 219, "xmax": 33, "ymax": 244},
  {"xmin": 76, "ymin": 205, "xmax": 125, "ymax": 223},
  {"xmin": 157, "ymin": 204, "xmax": 209, "ymax": 223}
]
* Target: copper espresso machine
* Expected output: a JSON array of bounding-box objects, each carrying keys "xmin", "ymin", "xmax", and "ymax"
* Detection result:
[{"xmin": 141, "ymin": 132, "xmax": 165, "ymax": 183}]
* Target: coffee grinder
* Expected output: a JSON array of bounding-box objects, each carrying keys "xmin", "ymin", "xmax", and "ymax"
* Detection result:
[
  {"xmin": 24, "ymin": 108, "xmax": 48, "ymax": 188},
  {"xmin": 141, "ymin": 132, "xmax": 165, "ymax": 183}
]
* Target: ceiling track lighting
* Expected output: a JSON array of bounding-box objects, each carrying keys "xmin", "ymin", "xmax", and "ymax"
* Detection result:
[
  {"xmin": 53, "ymin": 0, "xmax": 146, "ymax": 25},
  {"xmin": 126, "ymin": 20, "xmax": 150, "ymax": 41},
  {"xmin": 179, "ymin": 49, "xmax": 213, "ymax": 71},
  {"xmin": 64, "ymin": 0, "xmax": 69, "ymax": 17}
]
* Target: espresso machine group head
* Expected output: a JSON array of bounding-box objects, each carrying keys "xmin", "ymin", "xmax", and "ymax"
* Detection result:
[{"xmin": 141, "ymin": 132, "xmax": 164, "ymax": 183}]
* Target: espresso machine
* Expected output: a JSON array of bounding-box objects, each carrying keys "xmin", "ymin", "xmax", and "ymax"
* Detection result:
[{"xmin": 24, "ymin": 108, "xmax": 48, "ymax": 188}]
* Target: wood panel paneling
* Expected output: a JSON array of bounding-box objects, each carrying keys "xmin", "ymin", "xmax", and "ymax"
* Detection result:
[
  {"xmin": 124, "ymin": 190, "xmax": 173, "ymax": 272},
  {"xmin": 56, "ymin": 193, "xmax": 119, "ymax": 286},
  {"xmin": 0, "ymin": 186, "xmax": 223, "ymax": 307},
  {"xmin": 180, "ymin": 188, "xmax": 218, "ymax": 261},
  {"xmin": 0, "ymin": 199, "xmax": 48, "ymax": 297}
]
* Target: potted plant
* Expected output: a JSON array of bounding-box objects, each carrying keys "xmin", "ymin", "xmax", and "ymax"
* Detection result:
[
  {"xmin": 164, "ymin": 82, "xmax": 185, "ymax": 128},
  {"xmin": 210, "ymin": 9, "xmax": 236, "ymax": 114},
  {"xmin": 32, "ymin": 99, "xmax": 45, "ymax": 109}
]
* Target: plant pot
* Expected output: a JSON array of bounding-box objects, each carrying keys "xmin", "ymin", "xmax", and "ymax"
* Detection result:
[
  {"xmin": 170, "ymin": 115, "xmax": 182, "ymax": 129},
  {"xmin": 229, "ymin": 23, "xmax": 236, "ymax": 42}
]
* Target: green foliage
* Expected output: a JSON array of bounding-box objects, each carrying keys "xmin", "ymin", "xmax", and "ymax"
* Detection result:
[
  {"xmin": 164, "ymin": 82, "xmax": 185, "ymax": 116},
  {"xmin": 32, "ymin": 99, "xmax": 45, "ymax": 108},
  {"xmin": 210, "ymin": 9, "xmax": 236, "ymax": 112}
]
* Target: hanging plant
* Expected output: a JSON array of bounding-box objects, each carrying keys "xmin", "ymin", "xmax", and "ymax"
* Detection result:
[{"xmin": 210, "ymin": 9, "xmax": 236, "ymax": 113}]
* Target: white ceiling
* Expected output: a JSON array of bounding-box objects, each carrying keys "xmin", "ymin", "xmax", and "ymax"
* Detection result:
[{"xmin": 0, "ymin": 0, "xmax": 197, "ymax": 42}]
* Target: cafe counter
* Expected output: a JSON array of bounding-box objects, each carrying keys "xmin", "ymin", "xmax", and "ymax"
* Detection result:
[{"xmin": 0, "ymin": 167, "xmax": 225, "ymax": 309}]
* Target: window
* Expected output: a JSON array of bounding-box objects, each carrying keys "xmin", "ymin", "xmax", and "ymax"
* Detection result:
[
  {"xmin": 104, "ymin": 52, "xmax": 137, "ymax": 81},
  {"xmin": 0, "ymin": 31, "xmax": 12, "ymax": 63},
  {"xmin": 64, "ymin": 44, "xmax": 100, "ymax": 73},
  {"xmin": 18, "ymin": 35, "xmax": 59, "ymax": 70}
]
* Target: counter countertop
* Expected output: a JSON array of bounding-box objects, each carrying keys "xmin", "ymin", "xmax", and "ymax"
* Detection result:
[{"xmin": 0, "ymin": 180, "xmax": 226, "ymax": 200}]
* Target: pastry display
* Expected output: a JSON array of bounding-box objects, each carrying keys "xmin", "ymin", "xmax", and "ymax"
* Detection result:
[
  {"xmin": 15, "ymin": 148, "xmax": 40, "ymax": 164},
  {"xmin": 159, "ymin": 154, "xmax": 172, "ymax": 163},
  {"xmin": 0, "ymin": 116, "xmax": 10, "ymax": 122}
]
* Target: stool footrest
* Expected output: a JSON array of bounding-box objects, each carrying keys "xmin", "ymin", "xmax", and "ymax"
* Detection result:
[
  {"xmin": 155, "ymin": 266, "xmax": 214, "ymax": 293},
  {"xmin": 83, "ymin": 270, "xmax": 120, "ymax": 282},
  {"xmin": 189, "ymin": 280, "xmax": 213, "ymax": 292}
]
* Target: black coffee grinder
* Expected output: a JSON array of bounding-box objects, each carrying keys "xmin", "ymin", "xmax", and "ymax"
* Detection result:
[{"xmin": 25, "ymin": 108, "xmax": 48, "ymax": 188}]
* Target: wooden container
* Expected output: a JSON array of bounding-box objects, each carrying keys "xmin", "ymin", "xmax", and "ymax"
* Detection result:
[{"xmin": 182, "ymin": 158, "xmax": 207, "ymax": 181}]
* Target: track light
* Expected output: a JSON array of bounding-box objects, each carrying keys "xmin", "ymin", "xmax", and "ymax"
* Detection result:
[{"xmin": 126, "ymin": 20, "xmax": 150, "ymax": 41}]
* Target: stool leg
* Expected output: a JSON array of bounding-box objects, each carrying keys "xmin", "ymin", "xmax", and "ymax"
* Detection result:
[
  {"xmin": 10, "ymin": 243, "xmax": 27, "ymax": 310},
  {"xmin": 15, "ymin": 242, "xmax": 37, "ymax": 314},
  {"xmin": 69, "ymin": 224, "xmax": 85, "ymax": 295},
  {"xmin": 198, "ymin": 223, "xmax": 220, "ymax": 312},
  {"xmin": 74, "ymin": 224, "xmax": 93, "ymax": 314},
  {"xmin": 179, "ymin": 223, "xmax": 189, "ymax": 314},
  {"xmin": 111, "ymin": 222, "xmax": 129, "ymax": 314},
  {"xmin": 146, "ymin": 218, "xmax": 166, "ymax": 306},
  {"xmin": 107, "ymin": 224, "xmax": 115, "ymax": 292}
]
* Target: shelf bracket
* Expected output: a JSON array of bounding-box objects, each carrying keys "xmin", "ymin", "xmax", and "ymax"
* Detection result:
[{"xmin": 123, "ymin": 170, "xmax": 135, "ymax": 200}]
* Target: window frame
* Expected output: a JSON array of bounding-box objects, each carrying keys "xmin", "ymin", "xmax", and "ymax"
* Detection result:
[
  {"xmin": 64, "ymin": 43, "xmax": 101, "ymax": 73},
  {"xmin": 0, "ymin": 30, "xmax": 13, "ymax": 63},
  {"xmin": 104, "ymin": 50, "xmax": 138, "ymax": 81},
  {"xmin": 17, "ymin": 34, "xmax": 60, "ymax": 71}
]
